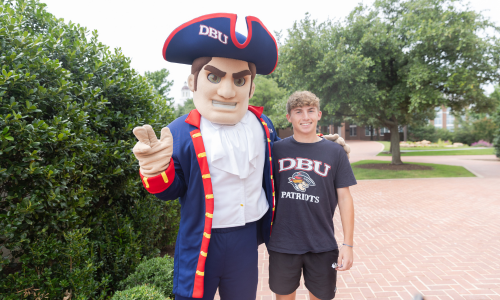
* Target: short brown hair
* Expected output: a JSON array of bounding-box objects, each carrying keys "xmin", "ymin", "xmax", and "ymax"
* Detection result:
[
  {"xmin": 191, "ymin": 57, "xmax": 256, "ymax": 96},
  {"xmin": 286, "ymin": 91, "xmax": 321, "ymax": 115}
]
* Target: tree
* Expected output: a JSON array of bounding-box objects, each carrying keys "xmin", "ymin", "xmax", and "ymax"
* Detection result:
[
  {"xmin": 174, "ymin": 97, "xmax": 196, "ymax": 118},
  {"xmin": 0, "ymin": 1, "xmax": 178, "ymax": 297},
  {"xmin": 249, "ymin": 75, "xmax": 289, "ymax": 128},
  {"xmin": 276, "ymin": 0, "xmax": 500, "ymax": 164},
  {"xmin": 144, "ymin": 68, "xmax": 174, "ymax": 101}
]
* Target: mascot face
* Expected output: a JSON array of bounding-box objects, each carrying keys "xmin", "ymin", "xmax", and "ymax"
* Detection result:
[{"xmin": 188, "ymin": 57, "xmax": 256, "ymax": 125}]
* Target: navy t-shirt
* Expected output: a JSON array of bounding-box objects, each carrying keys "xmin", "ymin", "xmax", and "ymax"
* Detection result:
[{"xmin": 268, "ymin": 136, "xmax": 357, "ymax": 254}]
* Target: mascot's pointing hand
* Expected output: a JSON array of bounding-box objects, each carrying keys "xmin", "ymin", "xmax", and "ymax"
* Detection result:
[
  {"xmin": 323, "ymin": 134, "xmax": 351, "ymax": 159},
  {"xmin": 132, "ymin": 125, "xmax": 173, "ymax": 177}
]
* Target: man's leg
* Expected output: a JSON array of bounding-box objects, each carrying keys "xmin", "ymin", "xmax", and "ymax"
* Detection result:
[
  {"xmin": 217, "ymin": 221, "xmax": 259, "ymax": 300},
  {"xmin": 276, "ymin": 291, "xmax": 297, "ymax": 300},
  {"xmin": 303, "ymin": 250, "xmax": 339, "ymax": 300},
  {"xmin": 269, "ymin": 250, "xmax": 303, "ymax": 300}
]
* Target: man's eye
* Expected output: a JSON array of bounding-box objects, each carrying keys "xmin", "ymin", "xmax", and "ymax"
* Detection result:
[
  {"xmin": 207, "ymin": 73, "xmax": 221, "ymax": 84},
  {"xmin": 234, "ymin": 78, "xmax": 245, "ymax": 87}
]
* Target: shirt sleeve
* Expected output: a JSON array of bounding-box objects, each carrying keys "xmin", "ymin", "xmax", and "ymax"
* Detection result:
[{"xmin": 334, "ymin": 147, "xmax": 357, "ymax": 189}]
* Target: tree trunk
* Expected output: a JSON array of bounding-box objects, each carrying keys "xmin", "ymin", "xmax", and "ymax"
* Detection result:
[{"xmin": 389, "ymin": 124, "xmax": 403, "ymax": 164}]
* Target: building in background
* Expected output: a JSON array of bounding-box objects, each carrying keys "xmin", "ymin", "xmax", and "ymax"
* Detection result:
[
  {"xmin": 430, "ymin": 106, "xmax": 456, "ymax": 131},
  {"xmin": 180, "ymin": 81, "xmax": 191, "ymax": 103}
]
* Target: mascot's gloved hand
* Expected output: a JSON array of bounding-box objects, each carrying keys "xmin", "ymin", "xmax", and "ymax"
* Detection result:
[
  {"xmin": 132, "ymin": 125, "xmax": 173, "ymax": 177},
  {"xmin": 323, "ymin": 134, "xmax": 351, "ymax": 159}
]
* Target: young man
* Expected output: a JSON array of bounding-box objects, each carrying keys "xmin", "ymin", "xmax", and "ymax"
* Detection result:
[{"xmin": 268, "ymin": 91, "xmax": 357, "ymax": 300}]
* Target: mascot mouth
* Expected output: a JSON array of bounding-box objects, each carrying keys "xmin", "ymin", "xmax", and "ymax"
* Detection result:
[{"xmin": 212, "ymin": 100, "xmax": 237, "ymax": 110}]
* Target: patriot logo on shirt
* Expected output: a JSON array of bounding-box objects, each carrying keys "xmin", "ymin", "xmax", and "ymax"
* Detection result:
[{"xmin": 288, "ymin": 171, "xmax": 315, "ymax": 192}]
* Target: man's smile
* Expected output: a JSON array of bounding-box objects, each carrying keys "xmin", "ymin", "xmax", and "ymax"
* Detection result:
[{"xmin": 212, "ymin": 100, "xmax": 237, "ymax": 110}]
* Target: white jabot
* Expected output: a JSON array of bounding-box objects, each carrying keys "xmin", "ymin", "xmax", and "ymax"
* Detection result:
[
  {"xmin": 210, "ymin": 112, "xmax": 259, "ymax": 179},
  {"xmin": 200, "ymin": 111, "xmax": 269, "ymax": 228}
]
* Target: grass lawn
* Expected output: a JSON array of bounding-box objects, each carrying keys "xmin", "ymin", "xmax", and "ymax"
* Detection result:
[
  {"xmin": 377, "ymin": 141, "xmax": 494, "ymax": 156},
  {"xmin": 351, "ymin": 160, "xmax": 475, "ymax": 180},
  {"xmin": 377, "ymin": 148, "xmax": 494, "ymax": 156}
]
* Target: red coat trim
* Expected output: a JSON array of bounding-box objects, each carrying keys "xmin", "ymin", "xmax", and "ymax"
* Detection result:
[
  {"xmin": 139, "ymin": 158, "xmax": 175, "ymax": 194},
  {"xmin": 256, "ymin": 116, "xmax": 275, "ymax": 233},
  {"xmin": 248, "ymin": 105, "xmax": 264, "ymax": 117},
  {"xmin": 190, "ymin": 129, "xmax": 215, "ymax": 298},
  {"xmin": 185, "ymin": 109, "xmax": 202, "ymax": 128}
]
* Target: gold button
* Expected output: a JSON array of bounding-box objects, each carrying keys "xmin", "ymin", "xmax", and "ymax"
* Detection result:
[{"xmin": 240, "ymin": 204, "xmax": 244, "ymax": 206}]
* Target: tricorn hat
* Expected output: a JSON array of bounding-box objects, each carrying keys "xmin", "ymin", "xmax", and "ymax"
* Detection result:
[{"xmin": 162, "ymin": 13, "xmax": 278, "ymax": 75}]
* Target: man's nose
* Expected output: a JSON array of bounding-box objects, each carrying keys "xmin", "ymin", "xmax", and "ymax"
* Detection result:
[{"xmin": 217, "ymin": 78, "xmax": 236, "ymax": 99}]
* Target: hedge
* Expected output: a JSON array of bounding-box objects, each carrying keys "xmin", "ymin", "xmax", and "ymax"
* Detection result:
[{"xmin": 0, "ymin": 0, "xmax": 179, "ymax": 298}]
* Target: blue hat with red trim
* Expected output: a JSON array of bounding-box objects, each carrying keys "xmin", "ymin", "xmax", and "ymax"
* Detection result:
[{"xmin": 162, "ymin": 13, "xmax": 278, "ymax": 75}]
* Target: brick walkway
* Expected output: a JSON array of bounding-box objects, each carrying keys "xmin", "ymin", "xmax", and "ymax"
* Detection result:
[{"xmin": 215, "ymin": 142, "xmax": 500, "ymax": 300}]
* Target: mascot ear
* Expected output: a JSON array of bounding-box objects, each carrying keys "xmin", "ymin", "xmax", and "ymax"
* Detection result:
[
  {"xmin": 249, "ymin": 81, "xmax": 256, "ymax": 99},
  {"xmin": 187, "ymin": 74, "xmax": 195, "ymax": 92}
]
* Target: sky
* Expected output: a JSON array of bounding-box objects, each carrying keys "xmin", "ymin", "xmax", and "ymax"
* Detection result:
[{"xmin": 40, "ymin": 0, "xmax": 500, "ymax": 105}]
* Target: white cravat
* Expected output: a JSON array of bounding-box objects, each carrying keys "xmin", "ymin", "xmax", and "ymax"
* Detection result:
[
  {"xmin": 210, "ymin": 112, "xmax": 259, "ymax": 179},
  {"xmin": 200, "ymin": 111, "xmax": 269, "ymax": 228}
]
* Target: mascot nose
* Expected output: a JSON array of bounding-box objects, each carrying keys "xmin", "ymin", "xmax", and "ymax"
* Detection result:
[{"xmin": 217, "ymin": 78, "xmax": 236, "ymax": 99}]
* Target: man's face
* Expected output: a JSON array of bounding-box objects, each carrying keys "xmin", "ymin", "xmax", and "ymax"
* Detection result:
[
  {"xmin": 188, "ymin": 57, "xmax": 255, "ymax": 124},
  {"xmin": 286, "ymin": 105, "xmax": 322, "ymax": 136}
]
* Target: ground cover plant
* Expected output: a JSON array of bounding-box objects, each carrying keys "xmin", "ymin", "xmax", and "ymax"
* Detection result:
[
  {"xmin": 0, "ymin": 1, "xmax": 179, "ymax": 298},
  {"xmin": 351, "ymin": 160, "xmax": 475, "ymax": 180},
  {"xmin": 111, "ymin": 284, "xmax": 170, "ymax": 300},
  {"xmin": 118, "ymin": 256, "xmax": 175, "ymax": 299}
]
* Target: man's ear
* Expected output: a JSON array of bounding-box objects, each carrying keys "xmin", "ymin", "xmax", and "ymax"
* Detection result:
[
  {"xmin": 249, "ymin": 81, "xmax": 256, "ymax": 98},
  {"xmin": 187, "ymin": 74, "xmax": 195, "ymax": 92},
  {"xmin": 286, "ymin": 114, "xmax": 292, "ymax": 123},
  {"xmin": 318, "ymin": 110, "xmax": 322, "ymax": 120}
]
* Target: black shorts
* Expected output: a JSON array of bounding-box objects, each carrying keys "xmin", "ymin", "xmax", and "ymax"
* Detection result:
[{"xmin": 269, "ymin": 249, "xmax": 339, "ymax": 300}]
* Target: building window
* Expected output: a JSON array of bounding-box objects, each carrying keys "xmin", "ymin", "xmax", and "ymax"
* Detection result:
[
  {"xmin": 434, "ymin": 107, "xmax": 443, "ymax": 128},
  {"xmin": 446, "ymin": 108, "xmax": 455, "ymax": 132},
  {"xmin": 380, "ymin": 127, "xmax": 390, "ymax": 135},
  {"xmin": 365, "ymin": 126, "xmax": 377, "ymax": 136},
  {"xmin": 350, "ymin": 125, "xmax": 357, "ymax": 136}
]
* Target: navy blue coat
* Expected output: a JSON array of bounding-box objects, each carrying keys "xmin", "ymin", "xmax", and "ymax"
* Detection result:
[{"xmin": 139, "ymin": 106, "xmax": 278, "ymax": 298}]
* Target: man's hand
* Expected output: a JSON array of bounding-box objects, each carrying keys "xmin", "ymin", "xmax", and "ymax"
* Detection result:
[
  {"xmin": 323, "ymin": 134, "xmax": 351, "ymax": 158},
  {"xmin": 336, "ymin": 245, "xmax": 354, "ymax": 271},
  {"xmin": 132, "ymin": 125, "xmax": 173, "ymax": 177}
]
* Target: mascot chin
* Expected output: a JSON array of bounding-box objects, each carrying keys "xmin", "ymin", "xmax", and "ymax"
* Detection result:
[{"xmin": 132, "ymin": 13, "xmax": 349, "ymax": 300}]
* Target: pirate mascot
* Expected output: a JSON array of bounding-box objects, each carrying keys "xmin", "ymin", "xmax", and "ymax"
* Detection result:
[{"xmin": 132, "ymin": 13, "xmax": 350, "ymax": 300}]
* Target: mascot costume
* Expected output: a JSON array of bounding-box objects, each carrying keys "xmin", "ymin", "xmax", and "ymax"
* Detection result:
[{"xmin": 132, "ymin": 13, "xmax": 350, "ymax": 300}]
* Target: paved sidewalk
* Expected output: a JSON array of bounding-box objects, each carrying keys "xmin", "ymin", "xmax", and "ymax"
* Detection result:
[
  {"xmin": 213, "ymin": 141, "xmax": 500, "ymax": 300},
  {"xmin": 250, "ymin": 178, "xmax": 500, "ymax": 300}
]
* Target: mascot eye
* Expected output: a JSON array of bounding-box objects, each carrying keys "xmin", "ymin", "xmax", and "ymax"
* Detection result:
[
  {"xmin": 234, "ymin": 78, "xmax": 245, "ymax": 87},
  {"xmin": 207, "ymin": 73, "xmax": 221, "ymax": 84}
]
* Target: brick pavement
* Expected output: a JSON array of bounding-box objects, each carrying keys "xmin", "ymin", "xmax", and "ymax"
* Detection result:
[{"xmin": 214, "ymin": 142, "xmax": 500, "ymax": 300}]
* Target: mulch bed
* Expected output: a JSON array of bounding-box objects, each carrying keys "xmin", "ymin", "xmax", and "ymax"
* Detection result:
[{"xmin": 354, "ymin": 163, "xmax": 434, "ymax": 171}]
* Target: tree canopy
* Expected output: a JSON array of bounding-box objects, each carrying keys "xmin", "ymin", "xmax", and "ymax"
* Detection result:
[{"xmin": 276, "ymin": 0, "xmax": 500, "ymax": 163}]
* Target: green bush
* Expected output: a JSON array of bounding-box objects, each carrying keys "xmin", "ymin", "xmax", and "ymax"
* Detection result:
[
  {"xmin": 408, "ymin": 124, "xmax": 436, "ymax": 142},
  {"xmin": 494, "ymin": 105, "xmax": 500, "ymax": 158},
  {"xmin": 0, "ymin": 1, "xmax": 179, "ymax": 298},
  {"xmin": 112, "ymin": 285, "xmax": 170, "ymax": 300},
  {"xmin": 119, "ymin": 256, "xmax": 175, "ymax": 299}
]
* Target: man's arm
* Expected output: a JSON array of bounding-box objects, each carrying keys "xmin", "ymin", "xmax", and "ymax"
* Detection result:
[{"xmin": 336, "ymin": 186, "xmax": 355, "ymax": 271}]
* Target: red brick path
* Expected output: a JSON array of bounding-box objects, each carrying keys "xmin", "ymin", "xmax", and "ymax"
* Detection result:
[{"xmin": 216, "ymin": 142, "xmax": 500, "ymax": 299}]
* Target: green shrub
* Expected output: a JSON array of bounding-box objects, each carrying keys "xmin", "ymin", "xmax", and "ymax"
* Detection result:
[
  {"xmin": 119, "ymin": 256, "xmax": 175, "ymax": 299},
  {"xmin": 0, "ymin": 0, "xmax": 178, "ymax": 298},
  {"xmin": 112, "ymin": 285, "xmax": 170, "ymax": 300},
  {"xmin": 494, "ymin": 105, "xmax": 500, "ymax": 158},
  {"xmin": 408, "ymin": 124, "xmax": 436, "ymax": 142}
]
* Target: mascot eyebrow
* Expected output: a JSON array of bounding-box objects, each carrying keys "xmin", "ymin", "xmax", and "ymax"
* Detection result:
[{"xmin": 204, "ymin": 65, "xmax": 252, "ymax": 79}]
